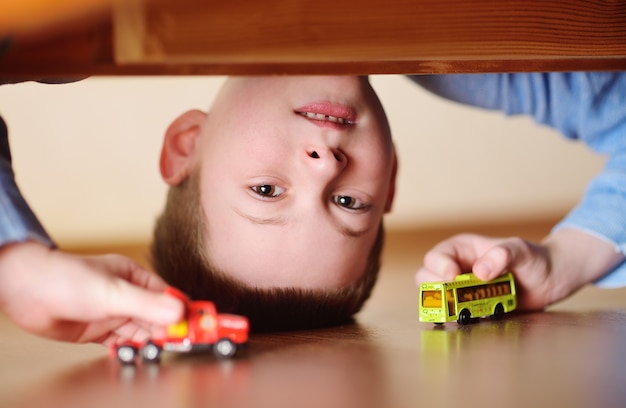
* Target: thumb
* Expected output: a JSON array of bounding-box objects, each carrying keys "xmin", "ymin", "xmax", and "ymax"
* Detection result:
[{"xmin": 105, "ymin": 281, "xmax": 185, "ymax": 325}]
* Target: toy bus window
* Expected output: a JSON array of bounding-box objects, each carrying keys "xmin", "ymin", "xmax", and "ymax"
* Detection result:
[
  {"xmin": 457, "ymin": 282, "xmax": 512, "ymax": 303},
  {"xmin": 422, "ymin": 290, "xmax": 442, "ymax": 308},
  {"xmin": 447, "ymin": 290, "xmax": 456, "ymax": 316}
]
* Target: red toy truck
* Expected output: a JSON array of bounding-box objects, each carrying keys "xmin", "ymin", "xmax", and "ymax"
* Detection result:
[{"xmin": 114, "ymin": 287, "xmax": 249, "ymax": 363}]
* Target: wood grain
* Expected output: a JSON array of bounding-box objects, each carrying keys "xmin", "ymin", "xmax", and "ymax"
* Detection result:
[
  {"xmin": 2, "ymin": 220, "xmax": 626, "ymax": 407},
  {"xmin": 1, "ymin": 0, "xmax": 626, "ymax": 78},
  {"xmin": 117, "ymin": 0, "xmax": 626, "ymax": 63}
]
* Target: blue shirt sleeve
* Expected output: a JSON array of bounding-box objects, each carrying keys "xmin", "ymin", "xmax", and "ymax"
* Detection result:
[
  {"xmin": 408, "ymin": 73, "xmax": 626, "ymax": 287},
  {"xmin": 0, "ymin": 115, "xmax": 54, "ymax": 248}
]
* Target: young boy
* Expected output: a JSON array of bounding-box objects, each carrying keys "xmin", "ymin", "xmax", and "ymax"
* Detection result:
[
  {"xmin": 0, "ymin": 75, "xmax": 397, "ymax": 341},
  {"xmin": 152, "ymin": 73, "xmax": 626, "ymax": 331},
  {"xmin": 151, "ymin": 76, "xmax": 397, "ymax": 331},
  {"xmin": 2, "ymin": 73, "xmax": 625, "ymax": 341}
]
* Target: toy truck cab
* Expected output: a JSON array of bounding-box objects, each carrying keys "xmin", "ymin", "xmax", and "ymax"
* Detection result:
[
  {"xmin": 115, "ymin": 287, "xmax": 249, "ymax": 364},
  {"xmin": 164, "ymin": 300, "xmax": 249, "ymax": 353}
]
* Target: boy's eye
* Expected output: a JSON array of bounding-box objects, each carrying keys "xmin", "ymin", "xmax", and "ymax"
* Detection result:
[
  {"xmin": 251, "ymin": 184, "xmax": 285, "ymax": 198},
  {"xmin": 333, "ymin": 195, "xmax": 366, "ymax": 210}
]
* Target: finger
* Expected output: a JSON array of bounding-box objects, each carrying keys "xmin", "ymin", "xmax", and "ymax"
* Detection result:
[
  {"xmin": 472, "ymin": 237, "xmax": 539, "ymax": 281},
  {"xmin": 422, "ymin": 250, "xmax": 462, "ymax": 281},
  {"xmin": 432, "ymin": 234, "xmax": 489, "ymax": 271},
  {"xmin": 104, "ymin": 280, "xmax": 184, "ymax": 326},
  {"xmin": 110, "ymin": 320, "xmax": 155, "ymax": 344},
  {"xmin": 90, "ymin": 254, "xmax": 169, "ymax": 292},
  {"xmin": 77, "ymin": 320, "xmax": 156, "ymax": 346},
  {"xmin": 423, "ymin": 233, "xmax": 493, "ymax": 279},
  {"xmin": 473, "ymin": 245, "xmax": 512, "ymax": 281},
  {"xmin": 415, "ymin": 267, "xmax": 449, "ymax": 285}
]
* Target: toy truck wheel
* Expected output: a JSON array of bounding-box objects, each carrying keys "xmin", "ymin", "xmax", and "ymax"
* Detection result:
[
  {"xmin": 492, "ymin": 303, "xmax": 505, "ymax": 320},
  {"xmin": 458, "ymin": 309, "xmax": 472, "ymax": 325},
  {"xmin": 117, "ymin": 345, "xmax": 137, "ymax": 364},
  {"xmin": 214, "ymin": 338, "xmax": 237, "ymax": 359},
  {"xmin": 141, "ymin": 342, "xmax": 162, "ymax": 363}
]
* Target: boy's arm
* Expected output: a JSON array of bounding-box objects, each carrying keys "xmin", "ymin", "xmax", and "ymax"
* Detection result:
[
  {"xmin": 409, "ymin": 73, "xmax": 626, "ymax": 289},
  {"xmin": 0, "ymin": 242, "xmax": 184, "ymax": 344},
  {"xmin": 417, "ymin": 228, "xmax": 624, "ymax": 310},
  {"xmin": 0, "ymin": 116, "xmax": 183, "ymax": 343},
  {"xmin": 0, "ymin": 116, "xmax": 54, "ymax": 248}
]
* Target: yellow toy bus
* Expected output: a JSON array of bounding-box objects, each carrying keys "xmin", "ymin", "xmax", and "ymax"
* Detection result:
[{"xmin": 419, "ymin": 272, "xmax": 517, "ymax": 325}]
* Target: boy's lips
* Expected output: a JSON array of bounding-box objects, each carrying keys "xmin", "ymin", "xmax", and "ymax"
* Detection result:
[{"xmin": 294, "ymin": 102, "xmax": 357, "ymax": 128}]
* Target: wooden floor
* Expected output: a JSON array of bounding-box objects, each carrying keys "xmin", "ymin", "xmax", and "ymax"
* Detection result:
[{"xmin": 2, "ymin": 219, "xmax": 626, "ymax": 408}]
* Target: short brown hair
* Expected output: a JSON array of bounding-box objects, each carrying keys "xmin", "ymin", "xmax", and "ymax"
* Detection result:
[{"xmin": 151, "ymin": 172, "xmax": 384, "ymax": 332}]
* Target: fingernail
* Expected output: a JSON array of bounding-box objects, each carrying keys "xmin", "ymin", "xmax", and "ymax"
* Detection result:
[
  {"xmin": 441, "ymin": 259, "xmax": 458, "ymax": 281},
  {"xmin": 157, "ymin": 296, "xmax": 184, "ymax": 323},
  {"xmin": 473, "ymin": 261, "xmax": 492, "ymax": 279}
]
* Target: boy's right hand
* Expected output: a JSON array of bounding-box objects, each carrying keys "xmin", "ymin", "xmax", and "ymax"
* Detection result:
[{"xmin": 0, "ymin": 241, "xmax": 184, "ymax": 346}]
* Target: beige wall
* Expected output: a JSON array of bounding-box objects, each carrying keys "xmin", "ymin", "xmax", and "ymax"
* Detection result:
[{"xmin": 0, "ymin": 76, "xmax": 605, "ymax": 246}]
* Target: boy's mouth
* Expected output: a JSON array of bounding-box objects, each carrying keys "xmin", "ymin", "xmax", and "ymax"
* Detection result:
[
  {"xmin": 294, "ymin": 102, "xmax": 357, "ymax": 128},
  {"xmin": 296, "ymin": 111, "xmax": 354, "ymax": 125}
]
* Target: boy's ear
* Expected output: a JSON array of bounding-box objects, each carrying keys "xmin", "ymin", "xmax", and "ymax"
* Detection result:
[
  {"xmin": 384, "ymin": 149, "xmax": 398, "ymax": 213},
  {"xmin": 160, "ymin": 109, "xmax": 207, "ymax": 186}
]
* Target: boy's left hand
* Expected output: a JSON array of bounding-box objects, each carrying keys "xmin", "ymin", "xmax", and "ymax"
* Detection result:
[
  {"xmin": 415, "ymin": 228, "xmax": 625, "ymax": 311},
  {"xmin": 415, "ymin": 233, "xmax": 553, "ymax": 311}
]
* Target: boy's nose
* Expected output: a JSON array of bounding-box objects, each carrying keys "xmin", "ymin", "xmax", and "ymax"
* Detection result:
[{"xmin": 305, "ymin": 146, "xmax": 347, "ymax": 175}]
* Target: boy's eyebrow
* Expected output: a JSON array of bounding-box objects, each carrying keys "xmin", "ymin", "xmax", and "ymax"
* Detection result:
[
  {"xmin": 236, "ymin": 211, "xmax": 288, "ymax": 226},
  {"xmin": 338, "ymin": 224, "xmax": 369, "ymax": 238},
  {"xmin": 233, "ymin": 208, "xmax": 368, "ymax": 238}
]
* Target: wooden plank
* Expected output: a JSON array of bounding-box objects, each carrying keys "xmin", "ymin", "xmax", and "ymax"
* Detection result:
[
  {"xmin": 115, "ymin": 0, "xmax": 626, "ymax": 63},
  {"xmin": 0, "ymin": 0, "xmax": 111, "ymax": 37},
  {"xmin": 1, "ymin": 0, "xmax": 626, "ymax": 78}
]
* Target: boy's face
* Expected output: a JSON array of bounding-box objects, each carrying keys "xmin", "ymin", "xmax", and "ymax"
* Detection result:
[{"xmin": 164, "ymin": 77, "xmax": 396, "ymax": 290}]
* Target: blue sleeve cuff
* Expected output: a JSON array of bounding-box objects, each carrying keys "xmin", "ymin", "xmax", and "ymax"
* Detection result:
[
  {"xmin": 594, "ymin": 263, "xmax": 626, "ymax": 288},
  {"xmin": 0, "ymin": 162, "xmax": 55, "ymax": 248},
  {"xmin": 552, "ymin": 156, "xmax": 626, "ymax": 288},
  {"xmin": 552, "ymin": 222, "xmax": 626, "ymax": 288}
]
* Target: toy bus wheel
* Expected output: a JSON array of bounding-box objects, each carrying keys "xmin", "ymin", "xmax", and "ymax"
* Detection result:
[
  {"xmin": 117, "ymin": 345, "xmax": 137, "ymax": 364},
  {"xmin": 458, "ymin": 309, "xmax": 472, "ymax": 325},
  {"xmin": 141, "ymin": 342, "xmax": 162, "ymax": 363},
  {"xmin": 214, "ymin": 338, "xmax": 237, "ymax": 359},
  {"xmin": 492, "ymin": 303, "xmax": 505, "ymax": 320}
]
